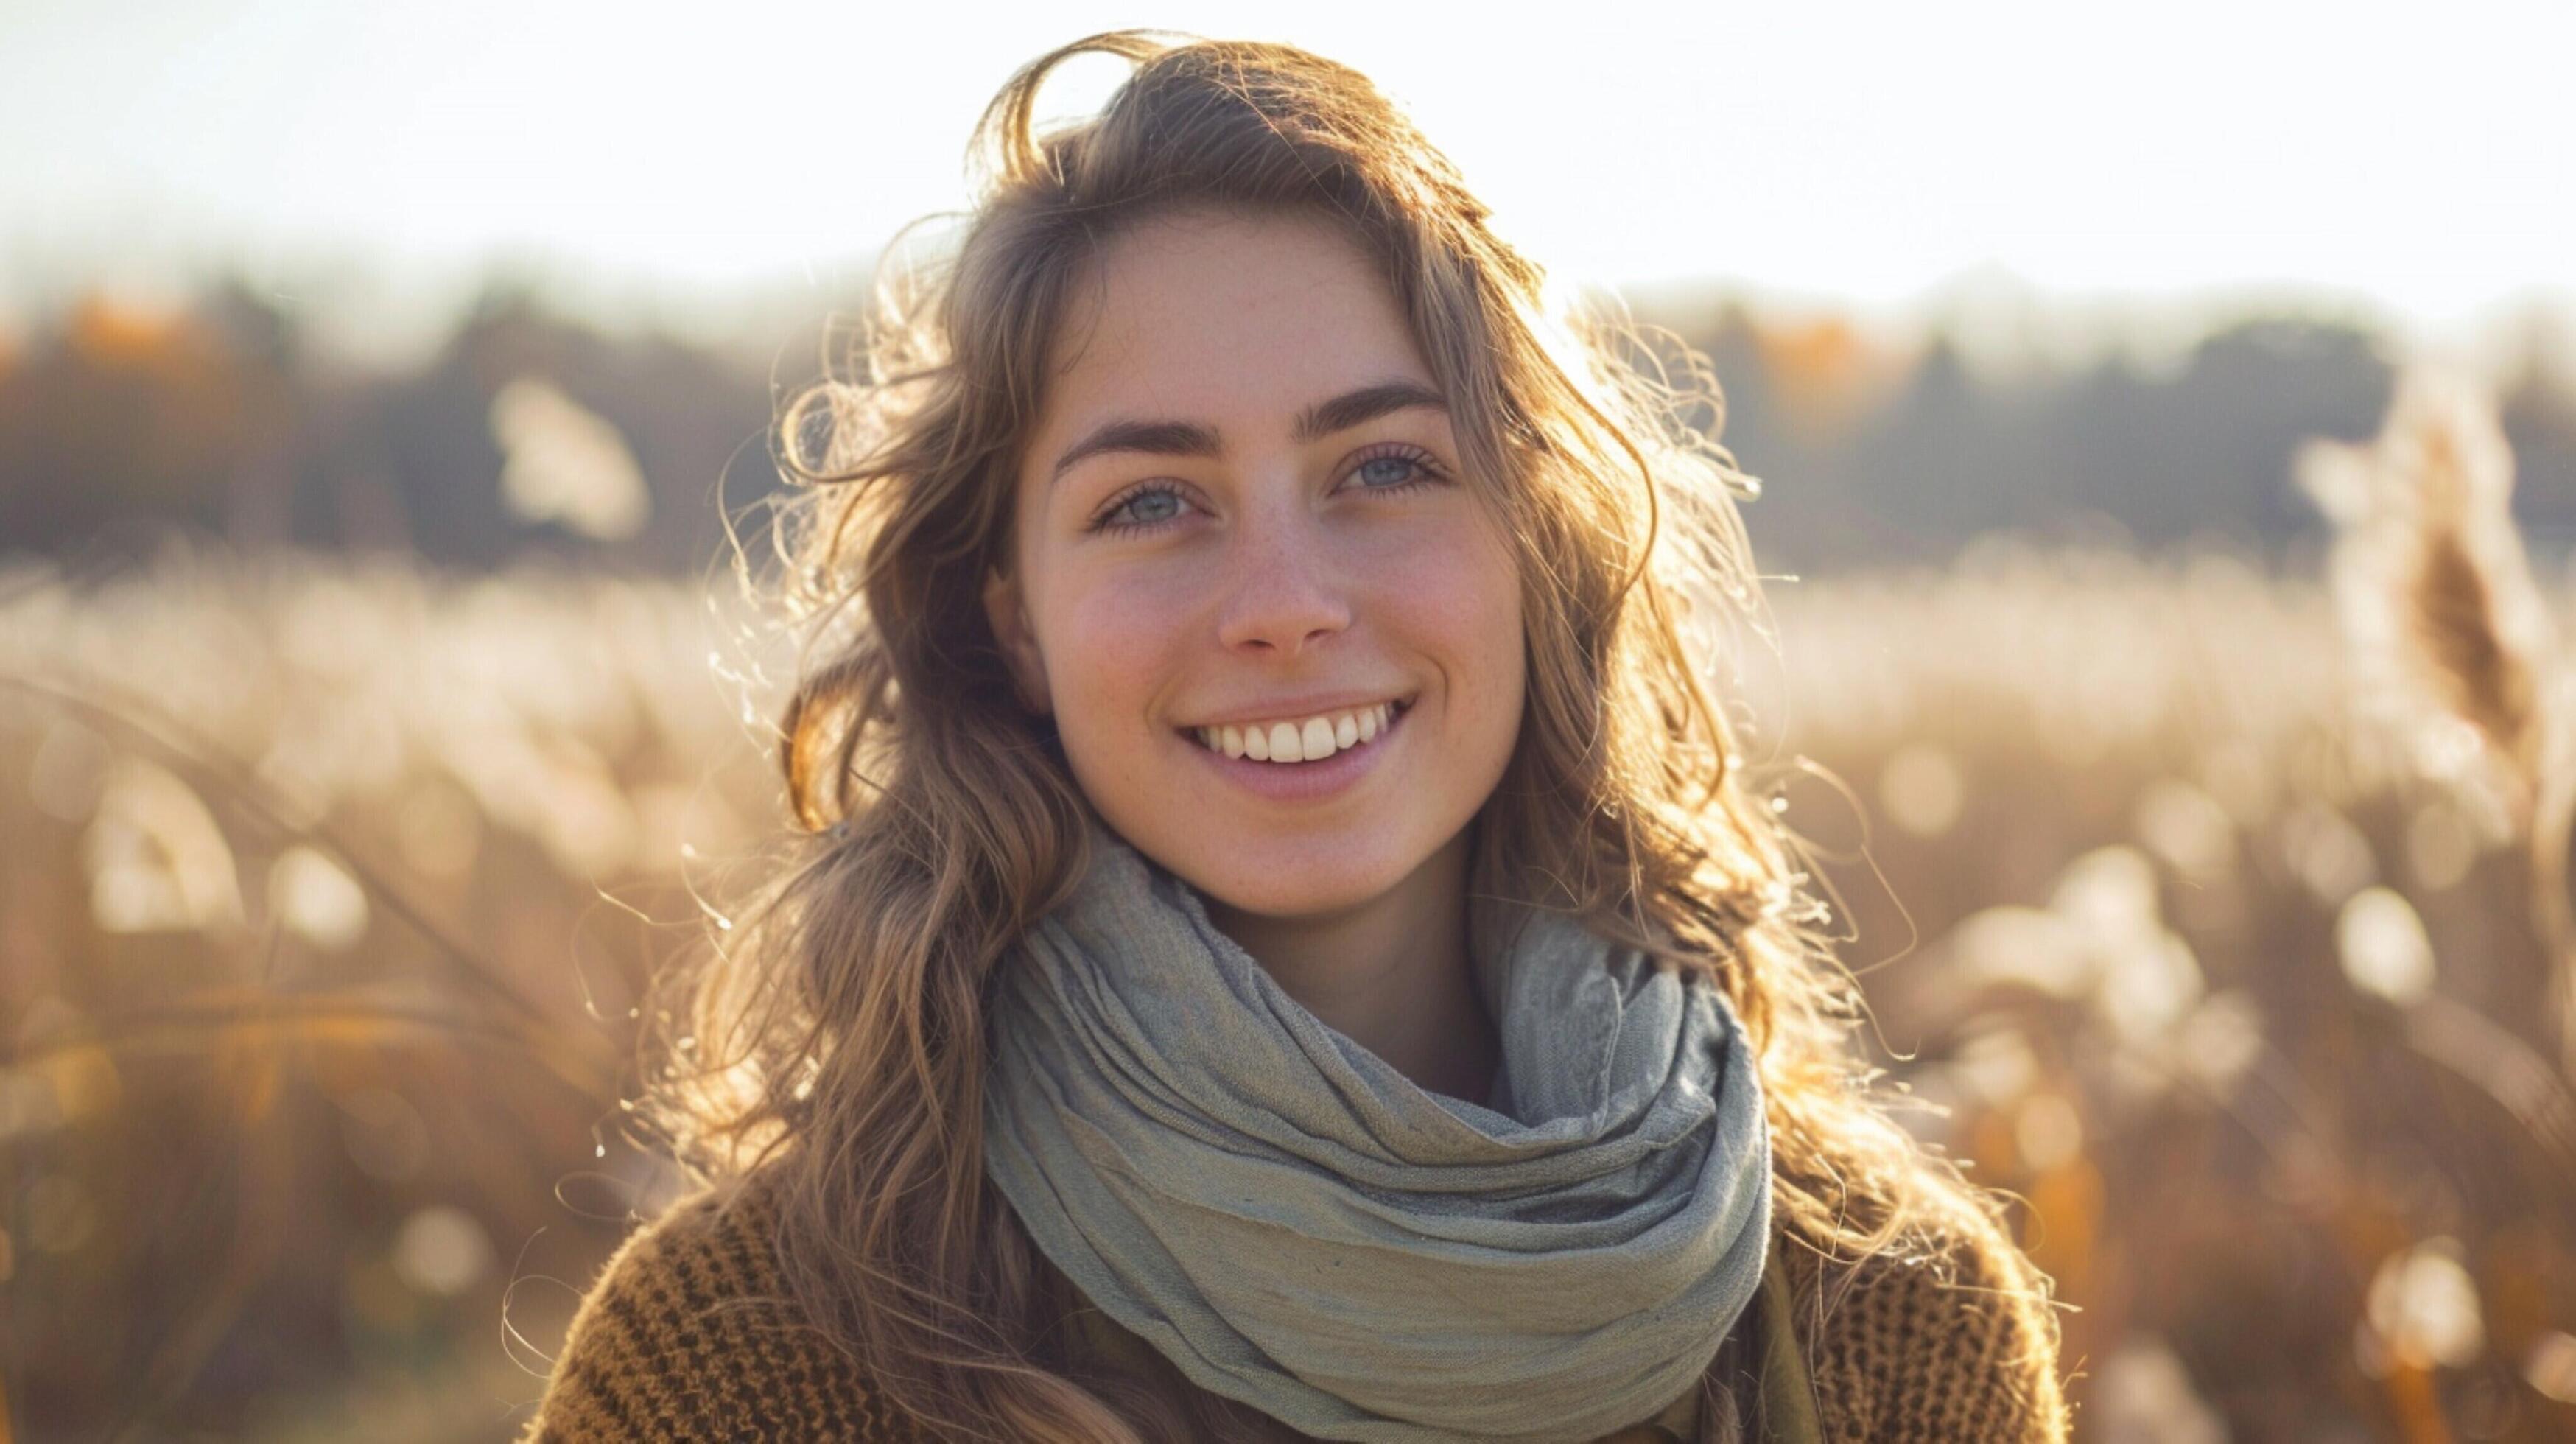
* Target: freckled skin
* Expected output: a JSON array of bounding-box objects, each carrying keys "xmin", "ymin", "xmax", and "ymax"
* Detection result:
[{"xmin": 983, "ymin": 205, "xmax": 1526, "ymax": 926}]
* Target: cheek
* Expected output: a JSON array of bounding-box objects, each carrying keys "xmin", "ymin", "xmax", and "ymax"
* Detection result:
[
  {"xmin": 1370, "ymin": 516, "xmax": 1526, "ymax": 719},
  {"xmin": 1033, "ymin": 561, "xmax": 1200, "ymax": 749}
]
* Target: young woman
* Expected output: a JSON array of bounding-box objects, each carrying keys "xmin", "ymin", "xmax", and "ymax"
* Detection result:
[{"xmin": 522, "ymin": 31, "xmax": 2071, "ymax": 1444}]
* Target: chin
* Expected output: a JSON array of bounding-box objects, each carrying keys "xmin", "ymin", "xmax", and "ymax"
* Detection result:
[{"xmin": 1161, "ymin": 831, "xmax": 1421, "ymax": 922}]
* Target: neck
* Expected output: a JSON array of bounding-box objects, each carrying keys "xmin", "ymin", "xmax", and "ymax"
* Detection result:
[{"xmin": 1201, "ymin": 826, "xmax": 1501, "ymax": 1109}]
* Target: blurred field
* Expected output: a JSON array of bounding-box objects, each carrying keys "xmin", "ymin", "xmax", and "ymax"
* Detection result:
[{"xmin": 6, "ymin": 523, "xmax": 2576, "ymax": 1439}]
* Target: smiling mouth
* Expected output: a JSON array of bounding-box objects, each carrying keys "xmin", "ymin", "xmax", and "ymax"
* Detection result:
[{"xmin": 1182, "ymin": 698, "xmax": 1413, "ymax": 764}]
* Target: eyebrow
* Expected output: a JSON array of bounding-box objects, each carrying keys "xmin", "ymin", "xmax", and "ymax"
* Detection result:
[{"xmin": 1047, "ymin": 379, "xmax": 1449, "ymax": 487}]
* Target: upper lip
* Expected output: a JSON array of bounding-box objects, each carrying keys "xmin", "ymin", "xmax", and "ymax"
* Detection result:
[{"xmin": 1179, "ymin": 690, "xmax": 1414, "ymax": 729}]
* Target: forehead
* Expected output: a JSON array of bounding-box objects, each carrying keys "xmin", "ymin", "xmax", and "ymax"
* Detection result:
[{"xmin": 1036, "ymin": 207, "xmax": 1433, "ymax": 436}]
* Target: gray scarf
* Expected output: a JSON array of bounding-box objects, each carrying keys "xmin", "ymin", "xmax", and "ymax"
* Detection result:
[{"xmin": 982, "ymin": 828, "xmax": 1772, "ymax": 1443}]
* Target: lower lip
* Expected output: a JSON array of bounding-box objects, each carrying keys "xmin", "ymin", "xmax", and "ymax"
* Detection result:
[{"xmin": 1182, "ymin": 706, "xmax": 1408, "ymax": 803}]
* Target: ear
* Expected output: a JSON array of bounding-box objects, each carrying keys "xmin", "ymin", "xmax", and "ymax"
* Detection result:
[{"xmin": 981, "ymin": 563, "xmax": 1053, "ymax": 716}]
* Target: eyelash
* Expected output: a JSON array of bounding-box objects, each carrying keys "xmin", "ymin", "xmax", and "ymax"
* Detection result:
[{"xmin": 1085, "ymin": 444, "xmax": 1451, "ymax": 536}]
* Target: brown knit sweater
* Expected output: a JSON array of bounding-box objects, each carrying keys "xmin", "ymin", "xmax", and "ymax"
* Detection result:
[{"xmin": 519, "ymin": 1168, "xmax": 2073, "ymax": 1442}]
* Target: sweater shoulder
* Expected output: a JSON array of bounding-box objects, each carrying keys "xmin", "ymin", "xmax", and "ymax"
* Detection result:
[
  {"xmin": 1778, "ymin": 1189, "xmax": 2076, "ymax": 1443},
  {"xmin": 517, "ymin": 1169, "xmax": 922, "ymax": 1443}
]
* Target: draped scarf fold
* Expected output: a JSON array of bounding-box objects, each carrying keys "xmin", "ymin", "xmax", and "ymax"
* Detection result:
[{"xmin": 982, "ymin": 828, "xmax": 1772, "ymax": 1443}]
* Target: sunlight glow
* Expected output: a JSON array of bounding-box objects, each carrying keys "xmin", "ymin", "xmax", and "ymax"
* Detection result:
[{"xmin": 2, "ymin": 0, "xmax": 2568, "ymax": 344}]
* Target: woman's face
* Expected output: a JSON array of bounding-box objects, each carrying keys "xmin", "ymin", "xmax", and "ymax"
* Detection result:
[{"xmin": 985, "ymin": 206, "xmax": 1526, "ymax": 921}]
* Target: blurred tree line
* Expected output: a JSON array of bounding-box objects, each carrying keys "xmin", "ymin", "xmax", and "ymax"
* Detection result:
[
  {"xmin": 3, "ymin": 274, "xmax": 2574, "ymax": 574},
  {"xmin": 0, "ymin": 278, "xmax": 770, "ymax": 574}
]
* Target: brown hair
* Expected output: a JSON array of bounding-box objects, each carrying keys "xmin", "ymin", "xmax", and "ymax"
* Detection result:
[{"xmin": 643, "ymin": 29, "xmax": 2039, "ymax": 1442}]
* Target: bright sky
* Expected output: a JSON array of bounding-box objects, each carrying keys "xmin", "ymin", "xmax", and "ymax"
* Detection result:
[{"xmin": 3, "ymin": 0, "xmax": 2570, "ymax": 360}]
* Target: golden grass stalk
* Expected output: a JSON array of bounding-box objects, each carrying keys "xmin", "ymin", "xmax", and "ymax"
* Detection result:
[{"xmin": 2297, "ymin": 366, "xmax": 2576, "ymax": 1082}]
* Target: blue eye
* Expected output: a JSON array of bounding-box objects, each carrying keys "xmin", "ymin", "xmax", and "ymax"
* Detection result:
[
  {"xmin": 1345, "ymin": 446, "xmax": 1447, "ymax": 494},
  {"xmin": 1355, "ymin": 455, "xmax": 1422, "ymax": 488},
  {"xmin": 1090, "ymin": 481, "xmax": 1193, "ymax": 534}
]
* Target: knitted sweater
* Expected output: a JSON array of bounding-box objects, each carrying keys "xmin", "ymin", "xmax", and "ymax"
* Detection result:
[{"xmin": 519, "ymin": 1167, "xmax": 2072, "ymax": 1442}]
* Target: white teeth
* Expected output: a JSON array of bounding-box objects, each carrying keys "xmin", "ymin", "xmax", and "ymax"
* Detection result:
[
  {"xmin": 1190, "ymin": 701, "xmax": 1403, "ymax": 765},
  {"xmin": 1299, "ymin": 717, "xmax": 1334, "ymax": 758}
]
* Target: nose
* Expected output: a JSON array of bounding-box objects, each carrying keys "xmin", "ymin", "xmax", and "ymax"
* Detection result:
[{"xmin": 1215, "ymin": 508, "xmax": 1352, "ymax": 657}]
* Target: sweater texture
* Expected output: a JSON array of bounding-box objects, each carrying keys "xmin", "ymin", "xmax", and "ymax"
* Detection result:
[{"xmin": 518, "ymin": 1167, "xmax": 2074, "ymax": 1442}]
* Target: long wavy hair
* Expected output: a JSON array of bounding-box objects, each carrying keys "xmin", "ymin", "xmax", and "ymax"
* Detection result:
[{"xmin": 640, "ymin": 29, "xmax": 2044, "ymax": 1443}]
